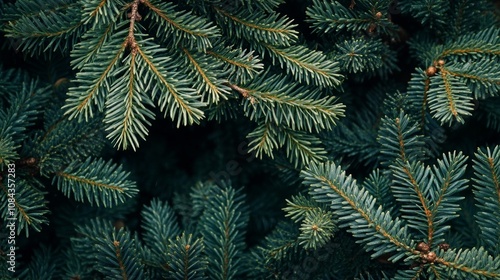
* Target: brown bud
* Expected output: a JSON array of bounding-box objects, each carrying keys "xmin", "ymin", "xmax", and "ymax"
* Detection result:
[
  {"xmin": 368, "ymin": 23, "xmax": 377, "ymax": 33},
  {"xmin": 114, "ymin": 220, "xmax": 125, "ymax": 230},
  {"xmin": 127, "ymin": 12, "xmax": 142, "ymax": 21},
  {"xmin": 416, "ymin": 242, "xmax": 430, "ymax": 253},
  {"xmin": 25, "ymin": 157, "xmax": 36, "ymax": 165},
  {"xmin": 438, "ymin": 243, "xmax": 450, "ymax": 251},
  {"xmin": 375, "ymin": 12, "xmax": 382, "ymax": 19},
  {"xmin": 437, "ymin": 59, "xmax": 445, "ymax": 66},
  {"xmin": 54, "ymin": 77, "xmax": 69, "ymax": 89},
  {"xmin": 422, "ymin": 251, "xmax": 437, "ymax": 263},
  {"xmin": 426, "ymin": 66, "xmax": 437, "ymax": 77},
  {"xmin": 349, "ymin": 0, "xmax": 356, "ymax": 9}
]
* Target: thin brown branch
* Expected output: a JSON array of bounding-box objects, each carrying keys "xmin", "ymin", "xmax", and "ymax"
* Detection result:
[
  {"xmin": 113, "ymin": 240, "xmax": 128, "ymax": 280},
  {"xmin": 225, "ymin": 82, "xmax": 250, "ymax": 98},
  {"xmin": 225, "ymin": 82, "xmax": 256, "ymax": 104},
  {"xmin": 126, "ymin": 0, "xmax": 142, "ymax": 52}
]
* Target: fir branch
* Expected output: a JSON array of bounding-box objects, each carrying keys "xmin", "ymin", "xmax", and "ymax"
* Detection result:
[
  {"xmin": 2, "ymin": 0, "xmax": 81, "ymax": 24},
  {"xmin": 17, "ymin": 245, "xmax": 61, "ymax": 279},
  {"xmin": 392, "ymin": 268, "xmax": 424, "ymax": 280},
  {"xmin": 237, "ymin": 74, "xmax": 345, "ymax": 133},
  {"xmin": 2, "ymin": 1, "xmax": 500, "ymax": 278},
  {"xmin": 246, "ymin": 122, "xmax": 279, "ymax": 159},
  {"xmin": 321, "ymin": 109, "xmax": 381, "ymax": 168},
  {"xmin": 220, "ymin": 0, "xmax": 285, "ymax": 12},
  {"xmin": 0, "ymin": 179, "xmax": 49, "ymax": 237},
  {"xmin": 70, "ymin": 12, "xmax": 122, "ymax": 69},
  {"xmin": 0, "ymin": 80, "xmax": 48, "ymax": 147},
  {"xmin": 427, "ymin": 69, "xmax": 474, "ymax": 125},
  {"xmin": 399, "ymin": 0, "xmax": 450, "ymax": 29},
  {"xmin": 391, "ymin": 160, "xmax": 433, "ymax": 243},
  {"xmin": 435, "ymin": 247, "xmax": 500, "ymax": 279},
  {"xmin": 7, "ymin": 14, "xmax": 82, "ymax": 39},
  {"xmin": 302, "ymin": 162, "xmax": 418, "ymax": 262},
  {"xmin": 134, "ymin": 43, "xmax": 205, "ymax": 127},
  {"xmin": 142, "ymin": 0, "xmax": 219, "ymax": 51},
  {"xmin": 473, "ymin": 146, "xmax": 500, "ymax": 255},
  {"xmin": 186, "ymin": 182, "xmax": 220, "ymax": 227},
  {"xmin": 246, "ymin": 221, "xmax": 300, "ymax": 277},
  {"xmin": 429, "ymin": 151, "xmax": 469, "ymax": 246},
  {"xmin": 168, "ymin": 233, "xmax": 207, "ymax": 280},
  {"xmin": 206, "ymin": 95, "xmax": 241, "ymax": 121},
  {"xmin": 61, "ymin": 244, "xmax": 92, "ymax": 279},
  {"xmin": 141, "ymin": 199, "xmax": 181, "ymax": 269},
  {"xmin": 362, "ymin": 169, "xmax": 393, "ymax": 210},
  {"xmin": 378, "ymin": 111, "xmax": 427, "ymax": 166},
  {"xmin": 330, "ymin": 37, "xmax": 385, "ymax": 74},
  {"xmin": 0, "ymin": 138, "xmax": 18, "ymax": 166},
  {"xmin": 63, "ymin": 26, "xmax": 129, "ymax": 121},
  {"xmin": 33, "ymin": 115, "xmax": 105, "ymax": 175},
  {"xmin": 258, "ymin": 43, "xmax": 343, "ymax": 88},
  {"xmin": 53, "ymin": 157, "xmax": 138, "ymax": 207},
  {"xmin": 280, "ymin": 127, "xmax": 327, "ymax": 168},
  {"xmin": 0, "ymin": 68, "xmax": 29, "ymax": 97},
  {"xmin": 283, "ymin": 194, "xmax": 322, "ymax": 223},
  {"xmin": 2, "ymin": 0, "xmax": 86, "ymax": 55},
  {"xmin": 297, "ymin": 208, "xmax": 336, "ymax": 250},
  {"xmin": 103, "ymin": 50, "xmax": 155, "ymax": 151},
  {"xmin": 81, "ymin": 0, "xmax": 124, "ymax": 25},
  {"xmin": 74, "ymin": 219, "xmax": 145, "ymax": 279},
  {"xmin": 444, "ymin": 57, "xmax": 500, "ymax": 99},
  {"xmin": 199, "ymin": 185, "xmax": 248, "ymax": 280},
  {"xmin": 440, "ymin": 27, "xmax": 500, "ymax": 57},
  {"xmin": 449, "ymin": 0, "xmax": 495, "ymax": 37},
  {"xmin": 214, "ymin": 6, "xmax": 297, "ymax": 46},
  {"xmin": 406, "ymin": 69, "xmax": 431, "ymax": 128},
  {"xmin": 180, "ymin": 47, "xmax": 231, "ymax": 104},
  {"xmin": 206, "ymin": 44, "xmax": 263, "ymax": 84},
  {"xmin": 306, "ymin": 0, "xmax": 369, "ymax": 33},
  {"xmin": 390, "ymin": 152, "xmax": 468, "ymax": 248}
]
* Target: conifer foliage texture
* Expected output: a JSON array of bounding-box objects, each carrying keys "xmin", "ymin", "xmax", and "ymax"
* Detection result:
[{"xmin": 0, "ymin": 0, "xmax": 500, "ymax": 279}]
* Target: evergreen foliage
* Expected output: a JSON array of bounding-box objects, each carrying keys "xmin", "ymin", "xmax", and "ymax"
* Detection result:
[{"xmin": 0, "ymin": 0, "xmax": 500, "ymax": 279}]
